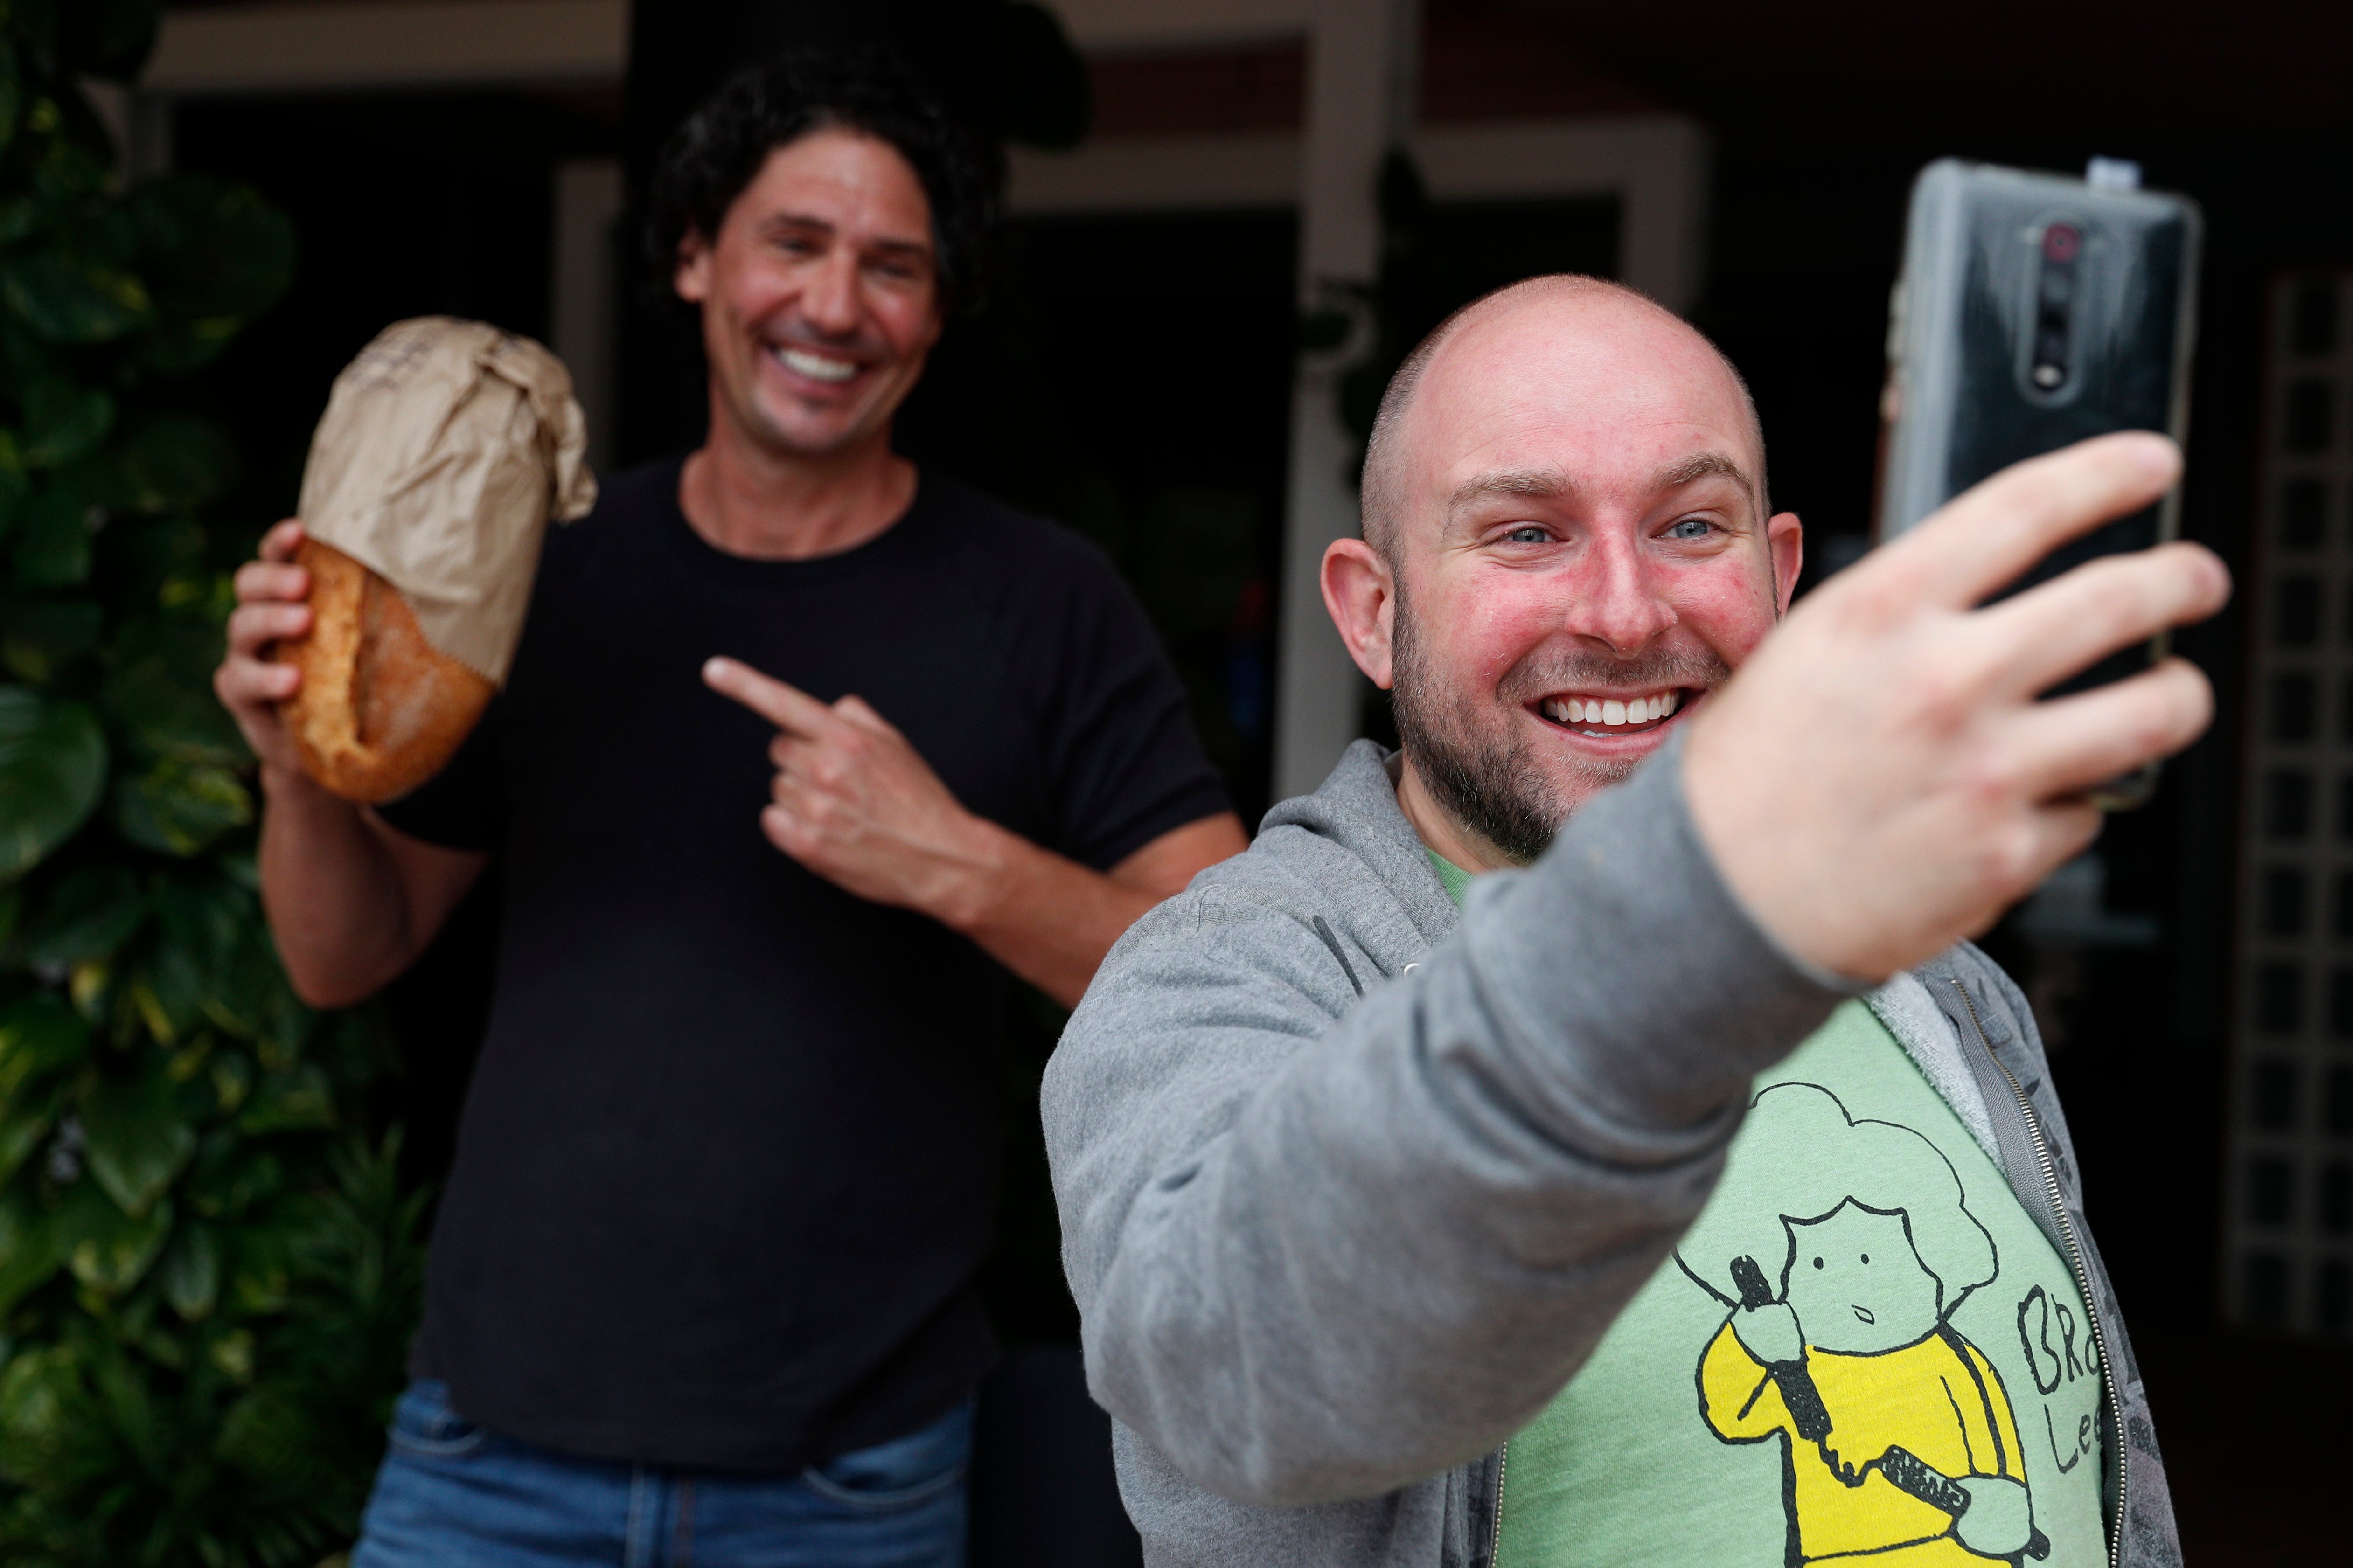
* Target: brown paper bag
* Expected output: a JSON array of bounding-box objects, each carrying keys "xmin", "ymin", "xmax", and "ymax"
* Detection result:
[{"xmin": 296, "ymin": 317, "xmax": 598, "ymax": 684}]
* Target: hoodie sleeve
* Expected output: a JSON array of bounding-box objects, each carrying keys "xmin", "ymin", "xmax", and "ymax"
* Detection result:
[{"xmin": 1042, "ymin": 746, "xmax": 1853, "ymax": 1506}]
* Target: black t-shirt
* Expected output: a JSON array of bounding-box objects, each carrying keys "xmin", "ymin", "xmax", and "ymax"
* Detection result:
[{"xmin": 376, "ymin": 459, "xmax": 1226, "ymax": 1472}]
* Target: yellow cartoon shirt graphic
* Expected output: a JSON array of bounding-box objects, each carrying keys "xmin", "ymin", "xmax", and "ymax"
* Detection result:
[
  {"xmin": 1488, "ymin": 1001, "xmax": 2109, "ymax": 1568},
  {"xmin": 1699, "ymin": 1320, "xmax": 2030, "ymax": 1565}
]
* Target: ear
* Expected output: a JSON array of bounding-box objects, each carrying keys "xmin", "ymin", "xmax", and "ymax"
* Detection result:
[
  {"xmin": 674, "ymin": 230, "xmax": 713, "ymax": 304},
  {"xmin": 1767, "ymin": 511, "xmax": 1803, "ymax": 617},
  {"xmin": 1322, "ymin": 538, "xmax": 1399, "ymax": 689}
]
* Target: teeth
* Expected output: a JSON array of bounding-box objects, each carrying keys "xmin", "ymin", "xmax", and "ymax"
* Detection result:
[
  {"xmin": 1541, "ymin": 691, "xmax": 1685, "ymax": 730},
  {"xmin": 779, "ymin": 347, "xmax": 858, "ymax": 382}
]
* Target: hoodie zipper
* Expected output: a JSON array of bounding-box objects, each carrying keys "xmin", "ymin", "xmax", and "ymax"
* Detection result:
[
  {"xmin": 1488, "ymin": 1439, "xmax": 1510, "ymax": 1566},
  {"xmin": 1948, "ymin": 979, "xmax": 2125, "ymax": 1568}
]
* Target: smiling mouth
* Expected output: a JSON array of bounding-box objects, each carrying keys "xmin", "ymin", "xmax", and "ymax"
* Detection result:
[
  {"xmin": 774, "ymin": 346, "xmax": 861, "ymax": 384},
  {"xmin": 1852, "ymin": 1306, "xmax": 1876, "ymax": 1325},
  {"xmin": 1536, "ymin": 689, "xmax": 1688, "ymax": 739}
]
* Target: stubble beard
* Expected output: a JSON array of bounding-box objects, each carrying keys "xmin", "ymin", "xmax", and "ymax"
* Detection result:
[{"xmin": 1388, "ymin": 581, "xmax": 1732, "ymax": 866}]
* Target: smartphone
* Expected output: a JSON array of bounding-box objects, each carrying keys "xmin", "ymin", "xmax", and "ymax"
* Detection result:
[{"xmin": 1875, "ymin": 157, "xmax": 2202, "ymax": 807}]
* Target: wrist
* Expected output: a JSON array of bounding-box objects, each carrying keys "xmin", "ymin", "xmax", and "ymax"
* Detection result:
[
  {"xmin": 927, "ymin": 812, "xmax": 1023, "ymax": 935},
  {"xmin": 258, "ymin": 759, "xmax": 336, "ymax": 810}
]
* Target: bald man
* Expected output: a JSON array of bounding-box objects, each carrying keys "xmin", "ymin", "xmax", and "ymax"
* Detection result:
[{"xmin": 1043, "ymin": 277, "xmax": 2217, "ymax": 1568}]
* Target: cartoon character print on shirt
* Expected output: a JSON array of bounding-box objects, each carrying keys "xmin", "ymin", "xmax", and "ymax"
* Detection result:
[{"xmin": 1675, "ymin": 1084, "xmax": 2043, "ymax": 1568}]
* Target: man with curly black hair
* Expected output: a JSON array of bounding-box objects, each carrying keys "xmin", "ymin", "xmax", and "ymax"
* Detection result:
[{"xmin": 217, "ymin": 48, "xmax": 1244, "ymax": 1568}]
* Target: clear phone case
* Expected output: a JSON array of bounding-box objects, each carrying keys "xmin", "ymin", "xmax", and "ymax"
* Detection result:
[{"xmin": 1875, "ymin": 158, "xmax": 2202, "ymax": 804}]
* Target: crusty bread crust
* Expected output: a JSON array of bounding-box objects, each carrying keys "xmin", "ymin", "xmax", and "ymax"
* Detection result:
[{"xmin": 275, "ymin": 538, "xmax": 494, "ymax": 804}]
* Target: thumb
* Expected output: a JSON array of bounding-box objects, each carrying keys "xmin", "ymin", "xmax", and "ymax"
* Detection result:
[{"xmin": 832, "ymin": 694, "xmax": 900, "ymax": 737}]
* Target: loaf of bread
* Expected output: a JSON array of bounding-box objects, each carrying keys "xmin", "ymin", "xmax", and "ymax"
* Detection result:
[
  {"xmin": 269, "ymin": 317, "xmax": 595, "ymax": 804},
  {"xmin": 279, "ymin": 538, "xmax": 495, "ymax": 803}
]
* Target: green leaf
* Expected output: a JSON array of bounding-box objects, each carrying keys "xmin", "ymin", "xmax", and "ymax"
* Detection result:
[
  {"xmin": 119, "ymin": 942, "xmax": 202, "ymax": 1045},
  {"xmin": 17, "ymin": 865, "xmax": 144, "ymax": 968},
  {"xmin": 225, "ymin": 1225, "xmax": 287, "ymax": 1314},
  {"xmin": 0, "ymin": 994, "xmax": 91, "ymax": 1104},
  {"xmin": 10, "ymin": 487, "xmax": 92, "ymax": 588},
  {"xmin": 0, "ymin": 594, "xmax": 101, "ymax": 682},
  {"xmin": 0, "ymin": 1187, "xmax": 60, "ymax": 1317},
  {"xmin": 81, "ymin": 1072, "xmax": 197, "ymax": 1218},
  {"xmin": 0, "ymin": 467, "xmax": 27, "ymax": 544},
  {"xmin": 0, "ymin": 41, "xmax": 21, "ymax": 159},
  {"xmin": 54, "ymin": 1179, "xmax": 169, "ymax": 1295},
  {"xmin": 158, "ymin": 1221, "xmax": 217, "ymax": 1320},
  {"xmin": 113, "ymin": 416, "xmax": 233, "ymax": 511},
  {"xmin": 235, "ymin": 1064, "xmax": 334, "ymax": 1137},
  {"xmin": 206, "ymin": 1325, "xmax": 253, "ymax": 1382},
  {"xmin": 111, "ymin": 758, "xmax": 251, "ymax": 856},
  {"xmin": 103, "ymin": 516, "xmax": 210, "ymax": 621},
  {"xmin": 185, "ymin": 1138, "xmax": 278, "ymax": 1222},
  {"xmin": 0, "ymin": 688, "xmax": 105, "ymax": 880},
  {"xmin": 209, "ymin": 1050, "xmax": 251, "ymax": 1116},
  {"xmin": 17, "ymin": 382, "xmax": 113, "ymax": 468},
  {"xmin": 102, "ymin": 616, "xmax": 245, "ymax": 767},
  {"xmin": 133, "ymin": 178, "xmax": 294, "ymax": 346},
  {"xmin": 0, "ymin": 1094, "xmax": 56, "ymax": 1188},
  {"xmin": 149, "ymin": 874, "xmax": 294, "ymax": 1053},
  {"xmin": 0, "ymin": 1340, "xmax": 77, "ymax": 1451},
  {"xmin": 0, "ymin": 251, "xmax": 152, "ymax": 344}
]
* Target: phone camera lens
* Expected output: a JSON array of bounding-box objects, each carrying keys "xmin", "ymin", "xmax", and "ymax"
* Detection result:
[{"xmin": 2042, "ymin": 222, "xmax": 2082, "ymax": 263}]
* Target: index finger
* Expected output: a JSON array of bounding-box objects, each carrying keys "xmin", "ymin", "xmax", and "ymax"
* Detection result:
[
  {"xmin": 702, "ymin": 657, "xmax": 843, "ymax": 738},
  {"xmin": 259, "ymin": 518, "xmax": 306, "ymax": 562},
  {"xmin": 1871, "ymin": 431, "xmax": 2180, "ymax": 610}
]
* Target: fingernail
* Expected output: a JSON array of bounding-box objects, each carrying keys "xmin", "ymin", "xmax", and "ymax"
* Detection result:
[
  {"xmin": 2130, "ymin": 431, "xmax": 2180, "ymax": 477},
  {"xmin": 702, "ymin": 657, "xmax": 728, "ymax": 682}
]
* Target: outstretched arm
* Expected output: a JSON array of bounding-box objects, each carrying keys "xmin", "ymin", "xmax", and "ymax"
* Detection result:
[{"xmin": 702, "ymin": 657, "xmax": 1245, "ymax": 1007}]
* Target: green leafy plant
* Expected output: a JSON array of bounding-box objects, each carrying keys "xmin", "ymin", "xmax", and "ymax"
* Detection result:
[{"xmin": 0, "ymin": 4, "xmax": 425, "ymax": 1563}]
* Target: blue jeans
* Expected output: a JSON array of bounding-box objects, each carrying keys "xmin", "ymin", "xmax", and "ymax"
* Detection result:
[{"xmin": 351, "ymin": 1380, "xmax": 971, "ymax": 1568}]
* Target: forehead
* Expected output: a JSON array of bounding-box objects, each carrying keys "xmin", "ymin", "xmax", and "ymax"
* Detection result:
[
  {"xmin": 726, "ymin": 126, "xmax": 933, "ymax": 237},
  {"xmin": 1406, "ymin": 294, "xmax": 1758, "ymax": 504}
]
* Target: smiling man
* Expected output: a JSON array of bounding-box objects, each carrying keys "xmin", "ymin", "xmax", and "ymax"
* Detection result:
[
  {"xmin": 214, "ymin": 49, "xmax": 1243, "ymax": 1568},
  {"xmin": 1043, "ymin": 277, "xmax": 2220, "ymax": 1568}
]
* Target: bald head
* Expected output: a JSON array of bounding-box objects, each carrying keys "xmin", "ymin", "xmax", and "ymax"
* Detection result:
[{"xmin": 1359, "ymin": 275, "xmax": 1767, "ymax": 562}]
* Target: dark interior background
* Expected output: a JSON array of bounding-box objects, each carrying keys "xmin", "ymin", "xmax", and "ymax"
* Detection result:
[{"xmin": 156, "ymin": 0, "xmax": 2353, "ymax": 1560}]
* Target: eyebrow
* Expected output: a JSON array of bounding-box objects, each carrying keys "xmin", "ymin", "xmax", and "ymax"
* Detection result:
[
  {"xmin": 1447, "ymin": 467, "xmax": 1576, "ymax": 512},
  {"xmin": 1654, "ymin": 450, "xmax": 1758, "ymax": 501},
  {"xmin": 759, "ymin": 212, "xmax": 933, "ymax": 258}
]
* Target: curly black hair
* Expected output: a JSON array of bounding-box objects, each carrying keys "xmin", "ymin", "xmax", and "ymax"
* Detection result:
[{"xmin": 647, "ymin": 47, "xmax": 995, "ymax": 316}]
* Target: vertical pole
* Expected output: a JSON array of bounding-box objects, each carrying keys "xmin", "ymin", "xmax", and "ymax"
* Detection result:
[
  {"xmin": 1272, "ymin": 0, "xmax": 1419, "ymax": 802},
  {"xmin": 552, "ymin": 160, "xmax": 625, "ymax": 473}
]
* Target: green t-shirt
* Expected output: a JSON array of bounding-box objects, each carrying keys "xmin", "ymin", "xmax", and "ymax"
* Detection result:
[
  {"xmin": 1425, "ymin": 858, "xmax": 2109, "ymax": 1567},
  {"xmin": 1426, "ymin": 847, "xmax": 1477, "ymax": 907}
]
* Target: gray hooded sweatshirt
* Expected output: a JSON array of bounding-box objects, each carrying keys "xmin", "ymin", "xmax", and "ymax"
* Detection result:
[{"xmin": 1044, "ymin": 739, "xmax": 2179, "ymax": 1568}]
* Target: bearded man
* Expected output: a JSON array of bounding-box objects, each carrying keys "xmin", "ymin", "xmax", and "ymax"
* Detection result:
[{"xmin": 1042, "ymin": 276, "xmax": 2223, "ymax": 1568}]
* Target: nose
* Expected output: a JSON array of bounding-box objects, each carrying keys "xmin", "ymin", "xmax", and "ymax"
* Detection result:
[
  {"xmin": 800, "ymin": 250, "xmax": 861, "ymax": 337},
  {"xmin": 1560, "ymin": 527, "xmax": 1678, "ymax": 653}
]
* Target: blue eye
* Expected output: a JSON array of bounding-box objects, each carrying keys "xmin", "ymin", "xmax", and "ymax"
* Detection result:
[
  {"xmin": 1504, "ymin": 526, "xmax": 1549, "ymax": 544},
  {"xmin": 1666, "ymin": 516, "xmax": 1714, "ymax": 540}
]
